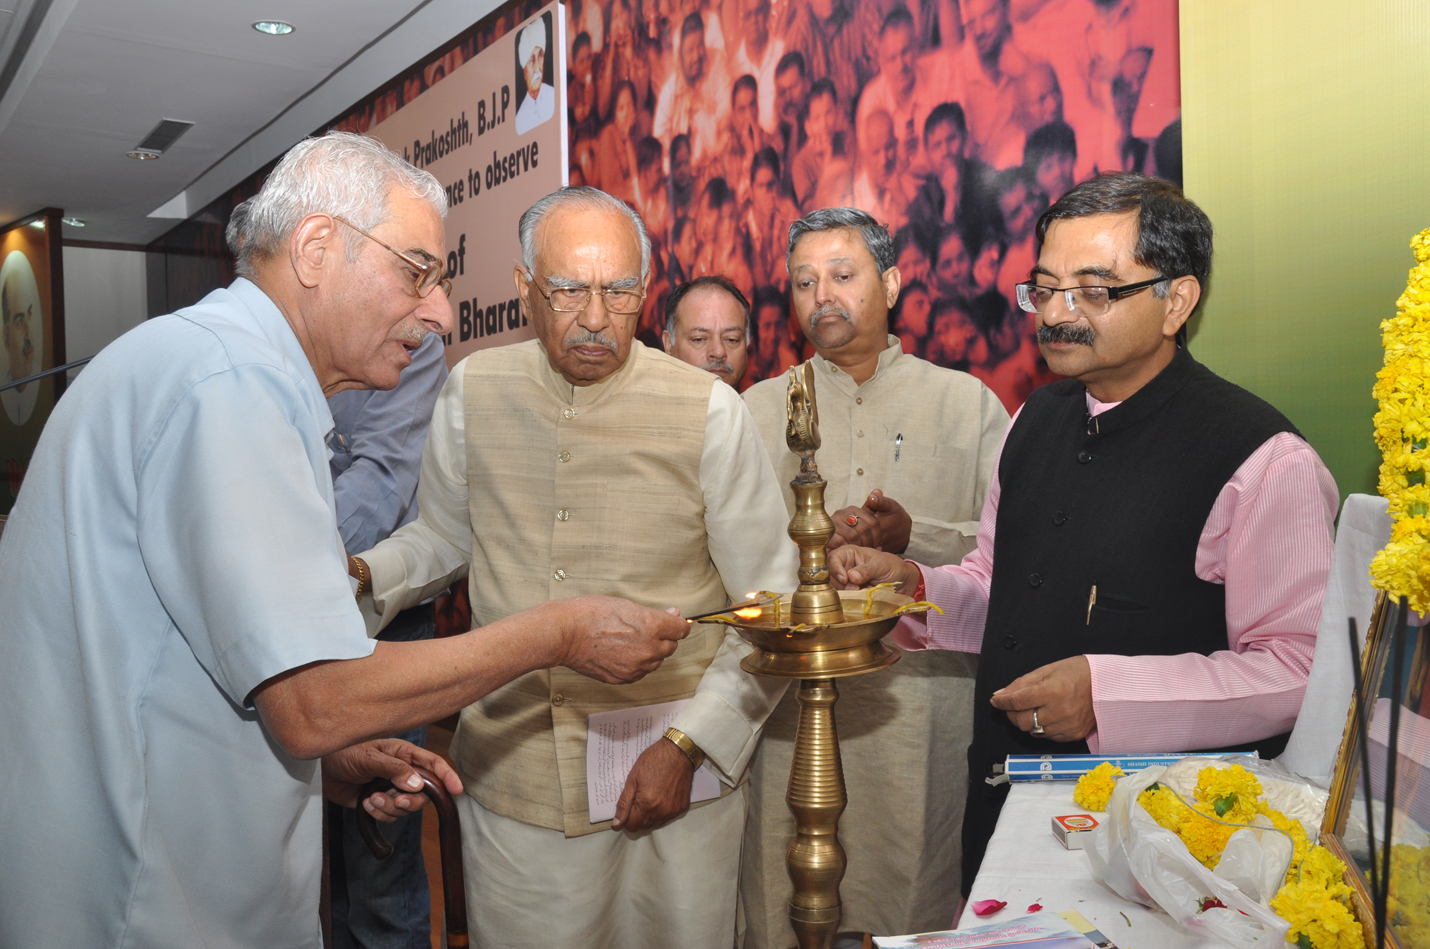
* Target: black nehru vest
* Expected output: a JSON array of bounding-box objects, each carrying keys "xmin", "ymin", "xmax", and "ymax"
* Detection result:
[{"xmin": 959, "ymin": 347, "xmax": 1301, "ymax": 891}]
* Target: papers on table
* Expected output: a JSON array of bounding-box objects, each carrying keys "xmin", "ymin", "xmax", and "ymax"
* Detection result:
[
  {"xmin": 585, "ymin": 698, "xmax": 721, "ymax": 822},
  {"xmin": 874, "ymin": 910, "xmax": 1106, "ymax": 948}
]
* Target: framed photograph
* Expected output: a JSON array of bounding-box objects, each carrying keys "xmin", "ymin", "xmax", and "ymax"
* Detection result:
[
  {"xmin": 1322, "ymin": 592, "xmax": 1430, "ymax": 948},
  {"xmin": 0, "ymin": 207, "xmax": 65, "ymax": 515}
]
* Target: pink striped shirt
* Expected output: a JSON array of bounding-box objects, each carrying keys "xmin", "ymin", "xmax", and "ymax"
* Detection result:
[{"xmin": 893, "ymin": 395, "xmax": 1340, "ymax": 754}]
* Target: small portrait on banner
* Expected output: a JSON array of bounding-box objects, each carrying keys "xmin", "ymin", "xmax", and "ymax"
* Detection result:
[
  {"xmin": 1, "ymin": 250, "xmax": 42, "ymax": 427},
  {"xmin": 515, "ymin": 13, "xmax": 556, "ymax": 135}
]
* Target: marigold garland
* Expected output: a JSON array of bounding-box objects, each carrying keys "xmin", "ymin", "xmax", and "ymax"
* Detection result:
[
  {"xmin": 1135, "ymin": 764, "xmax": 1366, "ymax": 949},
  {"xmin": 1369, "ymin": 229, "xmax": 1430, "ymax": 612},
  {"xmin": 1072, "ymin": 761, "xmax": 1123, "ymax": 811},
  {"xmin": 1387, "ymin": 843, "xmax": 1430, "ymax": 947}
]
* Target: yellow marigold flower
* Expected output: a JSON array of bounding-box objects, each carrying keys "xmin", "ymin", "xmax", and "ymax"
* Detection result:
[
  {"xmin": 1271, "ymin": 880, "xmax": 1366, "ymax": 949},
  {"xmin": 1179, "ymin": 811, "xmax": 1237, "ymax": 869},
  {"xmin": 1372, "ymin": 228, "xmax": 1430, "ymax": 613},
  {"xmin": 1137, "ymin": 783, "xmax": 1192, "ymax": 833},
  {"xmin": 1263, "ymin": 809, "xmax": 1312, "ymax": 882},
  {"xmin": 1072, "ymin": 761, "xmax": 1123, "ymax": 811},
  {"xmin": 1194, "ymin": 763, "xmax": 1263, "ymax": 824}
]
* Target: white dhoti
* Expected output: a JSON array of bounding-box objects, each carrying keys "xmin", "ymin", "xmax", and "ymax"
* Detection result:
[{"xmin": 458, "ymin": 786, "xmax": 747, "ymax": 949}]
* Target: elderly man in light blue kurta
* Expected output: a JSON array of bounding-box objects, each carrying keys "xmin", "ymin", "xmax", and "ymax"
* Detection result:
[{"xmin": 0, "ymin": 132, "xmax": 689, "ymax": 949}]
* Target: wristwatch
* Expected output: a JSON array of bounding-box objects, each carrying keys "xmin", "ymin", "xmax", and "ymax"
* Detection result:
[{"xmin": 663, "ymin": 727, "xmax": 706, "ymax": 771}]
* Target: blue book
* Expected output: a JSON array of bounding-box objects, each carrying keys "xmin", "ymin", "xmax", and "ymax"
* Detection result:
[{"xmin": 1003, "ymin": 751, "xmax": 1257, "ymax": 782}]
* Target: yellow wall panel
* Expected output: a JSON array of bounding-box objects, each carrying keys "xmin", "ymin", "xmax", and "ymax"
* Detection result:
[{"xmin": 1181, "ymin": 1, "xmax": 1430, "ymax": 498}]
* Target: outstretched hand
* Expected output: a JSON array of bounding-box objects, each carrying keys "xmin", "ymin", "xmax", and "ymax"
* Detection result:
[
  {"xmin": 558, "ymin": 597, "xmax": 689, "ymax": 684},
  {"xmin": 321, "ymin": 738, "xmax": 463, "ymax": 822},
  {"xmin": 828, "ymin": 544, "xmax": 921, "ymax": 594}
]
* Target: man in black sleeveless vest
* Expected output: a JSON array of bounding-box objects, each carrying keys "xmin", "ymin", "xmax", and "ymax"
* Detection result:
[{"xmin": 829, "ymin": 172, "xmax": 1339, "ymax": 896}]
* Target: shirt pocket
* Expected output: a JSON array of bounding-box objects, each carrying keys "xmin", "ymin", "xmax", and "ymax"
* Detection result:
[{"xmin": 1084, "ymin": 592, "xmax": 1150, "ymax": 653}]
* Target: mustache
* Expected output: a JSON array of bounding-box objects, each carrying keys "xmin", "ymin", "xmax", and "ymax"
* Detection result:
[
  {"xmin": 565, "ymin": 329, "xmax": 618, "ymax": 353},
  {"xmin": 701, "ymin": 359, "xmax": 735, "ymax": 375},
  {"xmin": 1037, "ymin": 322, "xmax": 1095, "ymax": 346},
  {"xmin": 810, "ymin": 304, "xmax": 852, "ymax": 326}
]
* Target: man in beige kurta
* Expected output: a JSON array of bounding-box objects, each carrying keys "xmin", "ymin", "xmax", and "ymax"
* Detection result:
[
  {"xmin": 741, "ymin": 208, "xmax": 1008, "ymax": 945},
  {"xmin": 360, "ymin": 188, "xmax": 797, "ymax": 949}
]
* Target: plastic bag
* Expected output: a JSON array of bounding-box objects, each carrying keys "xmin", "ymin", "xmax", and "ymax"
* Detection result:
[{"xmin": 1084, "ymin": 756, "xmax": 1328, "ymax": 949}]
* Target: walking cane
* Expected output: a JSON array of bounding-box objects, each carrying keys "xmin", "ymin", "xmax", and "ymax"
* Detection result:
[{"xmin": 355, "ymin": 767, "xmax": 469, "ymax": 949}]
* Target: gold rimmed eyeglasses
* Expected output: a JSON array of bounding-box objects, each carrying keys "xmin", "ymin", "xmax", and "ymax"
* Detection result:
[
  {"xmin": 523, "ymin": 270, "xmax": 646, "ymax": 315},
  {"xmin": 333, "ymin": 215, "xmax": 453, "ymax": 298}
]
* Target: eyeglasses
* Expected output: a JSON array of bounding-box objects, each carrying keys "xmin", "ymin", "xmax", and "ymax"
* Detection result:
[
  {"xmin": 1015, "ymin": 276, "xmax": 1170, "ymax": 317},
  {"xmin": 524, "ymin": 271, "xmax": 646, "ymax": 315},
  {"xmin": 333, "ymin": 215, "xmax": 452, "ymax": 298}
]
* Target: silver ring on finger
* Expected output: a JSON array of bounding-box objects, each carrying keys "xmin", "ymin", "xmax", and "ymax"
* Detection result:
[{"xmin": 1031, "ymin": 709, "xmax": 1046, "ymax": 736}]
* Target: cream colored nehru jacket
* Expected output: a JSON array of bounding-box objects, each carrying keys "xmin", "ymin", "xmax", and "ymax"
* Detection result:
[
  {"xmin": 744, "ymin": 336, "xmax": 1009, "ymax": 565},
  {"xmin": 362, "ymin": 339, "xmax": 797, "ymax": 837}
]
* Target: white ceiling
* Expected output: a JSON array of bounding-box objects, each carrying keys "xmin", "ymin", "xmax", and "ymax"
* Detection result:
[{"xmin": 0, "ymin": 0, "xmax": 499, "ymax": 245}]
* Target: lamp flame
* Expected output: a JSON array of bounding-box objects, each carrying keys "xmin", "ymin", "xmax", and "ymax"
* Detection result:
[{"xmin": 734, "ymin": 607, "xmax": 763, "ymax": 619}]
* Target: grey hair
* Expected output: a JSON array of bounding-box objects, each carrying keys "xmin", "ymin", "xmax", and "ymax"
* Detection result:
[
  {"xmin": 236, "ymin": 130, "xmax": 447, "ymax": 278},
  {"xmin": 787, "ymin": 207, "xmax": 896, "ymax": 274},
  {"xmin": 225, "ymin": 196, "xmax": 255, "ymax": 257},
  {"xmin": 519, "ymin": 186, "xmax": 651, "ymax": 280}
]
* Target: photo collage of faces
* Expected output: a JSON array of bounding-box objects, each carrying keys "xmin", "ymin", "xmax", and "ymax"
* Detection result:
[{"xmin": 565, "ymin": 0, "xmax": 1180, "ymax": 409}]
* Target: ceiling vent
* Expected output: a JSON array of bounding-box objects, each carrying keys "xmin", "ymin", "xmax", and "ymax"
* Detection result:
[{"xmin": 132, "ymin": 119, "xmax": 194, "ymax": 157}]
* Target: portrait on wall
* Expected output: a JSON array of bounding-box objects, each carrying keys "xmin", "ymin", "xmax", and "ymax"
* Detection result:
[
  {"xmin": 563, "ymin": 0, "xmax": 1181, "ymax": 413},
  {"xmin": 1, "ymin": 249, "xmax": 43, "ymax": 427},
  {"xmin": 515, "ymin": 11, "xmax": 557, "ymax": 134},
  {"xmin": 0, "ymin": 210, "xmax": 63, "ymax": 514}
]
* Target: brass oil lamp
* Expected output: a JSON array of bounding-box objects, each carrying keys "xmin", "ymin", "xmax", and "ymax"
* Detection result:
[{"xmin": 710, "ymin": 365, "xmax": 932, "ymax": 949}]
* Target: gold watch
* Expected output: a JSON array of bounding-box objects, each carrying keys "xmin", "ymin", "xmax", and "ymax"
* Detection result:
[{"xmin": 663, "ymin": 727, "xmax": 705, "ymax": 771}]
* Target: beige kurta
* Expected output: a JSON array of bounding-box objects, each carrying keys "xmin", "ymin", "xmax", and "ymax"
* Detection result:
[
  {"xmin": 363, "ymin": 340, "xmax": 798, "ymax": 947},
  {"xmin": 741, "ymin": 337, "xmax": 1009, "ymax": 944}
]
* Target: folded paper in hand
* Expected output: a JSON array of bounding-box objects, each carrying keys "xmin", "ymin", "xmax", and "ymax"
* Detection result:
[{"xmin": 586, "ymin": 698, "xmax": 721, "ymax": 822}]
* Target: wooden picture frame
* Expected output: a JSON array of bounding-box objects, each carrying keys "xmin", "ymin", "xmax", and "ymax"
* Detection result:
[
  {"xmin": 1321, "ymin": 592, "xmax": 1430, "ymax": 948},
  {"xmin": 0, "ymin": 207, "xmax": 65, "ymax": 514}
]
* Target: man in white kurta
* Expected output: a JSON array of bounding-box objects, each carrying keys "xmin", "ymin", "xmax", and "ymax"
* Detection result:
[
  {"xmin": 360, "ymin": 187, "xmax": 797, "ymax": 949},
  {"xmin": 741, "ymin": 208, "xmax": 1008, "ymax": 945}
]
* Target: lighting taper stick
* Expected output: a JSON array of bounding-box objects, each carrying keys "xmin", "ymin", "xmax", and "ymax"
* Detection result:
[{"xmin": 685, "ymin": 600, "xmax": 767, "ymax": 623}]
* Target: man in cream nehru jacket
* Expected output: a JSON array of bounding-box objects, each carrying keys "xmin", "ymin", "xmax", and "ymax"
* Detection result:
[
  {"xmin": 741, "ymin": 207, "xmax": 1008, "ymax": 945},
  {"xmin": 355, "ymin": 186, "xmax": 797, "ymax": 949}
]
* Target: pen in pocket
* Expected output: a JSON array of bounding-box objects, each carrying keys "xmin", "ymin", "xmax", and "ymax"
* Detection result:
[{"xmin": 895, "ymin": 433, "xmax": 902, "ymax": 462}]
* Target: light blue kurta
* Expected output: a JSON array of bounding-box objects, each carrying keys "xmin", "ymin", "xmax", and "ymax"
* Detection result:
[{"xmin": 0, "ymin": 278, "xmax": 375, "ymax": 948}]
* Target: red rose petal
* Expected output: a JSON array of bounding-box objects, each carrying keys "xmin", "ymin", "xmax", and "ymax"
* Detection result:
[
  {"xmin": 971, "ymin": 899, "xmax": 1008, "ymax": 917},
  {"xmin": 1027, "ymin": 903, "xmax": 1043, "ymax": 913}
]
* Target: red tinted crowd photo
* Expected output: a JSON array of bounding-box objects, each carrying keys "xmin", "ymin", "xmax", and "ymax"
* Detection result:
[{"xmin": 566, "ymin": 0, "xmax": 1180, "ymax": 409}]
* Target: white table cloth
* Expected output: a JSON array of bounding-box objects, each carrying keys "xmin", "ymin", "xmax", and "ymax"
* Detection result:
[{"xmin": 957, "ymin": 781, "xmax": 1216, "ymax": 947}]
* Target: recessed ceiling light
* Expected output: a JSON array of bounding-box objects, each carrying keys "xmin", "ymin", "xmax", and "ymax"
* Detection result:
[
  {"xmin": 128, "ymin": 150, "xmax": 160, "ymax": 160},
  {"xmin": 61, "ymin": 217, "xmax": 85, "ymax": 227},
  {"xmin": 252, "ymin": 21, "xmax": 294, "ymax": 35}
]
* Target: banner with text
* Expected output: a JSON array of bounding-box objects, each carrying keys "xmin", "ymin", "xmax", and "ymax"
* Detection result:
[{"xmin": 372, "ymin": 1, "xmax": 567, "ymax": 367}]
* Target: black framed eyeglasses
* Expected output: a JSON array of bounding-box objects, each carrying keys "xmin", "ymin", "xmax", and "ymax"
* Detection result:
[
  {"xmin": 1015, "ymin": 276, "xmax": 1172, "ymax": 317},
  {"xmin": 333, "ymin": 215, "xmax": 453, "ymax": 299},
  {"xmin": 523, "ymin": 270, "xmax": 645, "ymax": 315}
]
